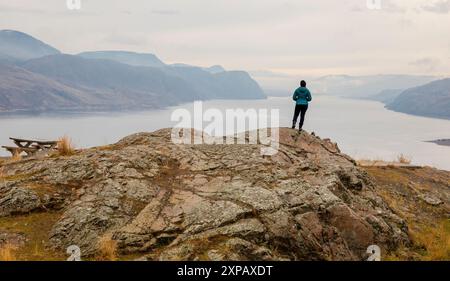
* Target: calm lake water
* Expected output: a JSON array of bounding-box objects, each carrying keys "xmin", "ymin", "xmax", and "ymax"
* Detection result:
[{"xmin": 1, "ymin": 96, "xmax": 450, "ymax": 170}]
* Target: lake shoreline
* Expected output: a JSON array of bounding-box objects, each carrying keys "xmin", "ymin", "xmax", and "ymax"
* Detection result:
[
  {"xmin": 1, "ymin": 96, "xmax": 450, "ymax": 170},
  {"xmin": 0, "ymin": 98, "xmax": 269, "ymax": 118}
]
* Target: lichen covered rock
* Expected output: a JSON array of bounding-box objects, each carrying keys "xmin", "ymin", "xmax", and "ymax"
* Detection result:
[{"xmin": 0, "ymin": 128, "xmax": 412, "ymax": 260}]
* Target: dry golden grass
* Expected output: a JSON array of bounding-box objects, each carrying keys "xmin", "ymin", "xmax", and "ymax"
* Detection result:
[
  {"xmin": 10, "ymin": 152, "xmax": 22, "ymax": 162},
  {"xmin": 96, "ymin": 236, "xmax": 118, "ymax": 261},
  {"xmin": 0, "ymin": 212, "xmax": 64, "ymax": 261},
  {"xmin": 396, "ymin": 153, "xmax": 412, "ymax": 164},
  {"xmin": 386, "ymin": 220, "xmax": 450, "ymax": 261},
  {"xmin": 0, "ymin": 167, "xmax": 5, "ymax": 189},
  {"xmin": 357, "ymin": 154, "xmax": 413, "ymax": 167},
  {"xmin": 377, "ymin": 189, "xmax": 406, "ymax": 217},
  {"xmin": 365, "ymin": 166, "xmax": 450, "ymax": 261},
  {"xmin": 57, "ymin": 135, "xmax": 75, "ymax": 156},
  {"xmin": 0, "ymin": 243, "xmax": 17, "ymax": 261},
  {"xmin": 356, "ymin": 158, "xmax": 385, "ymax": 167},
  {"xmin": 411, "ymin": 220, "xmax": 450, "ymax": 261}
]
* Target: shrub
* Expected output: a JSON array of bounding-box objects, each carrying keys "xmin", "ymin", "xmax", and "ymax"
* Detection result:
[
  {"xmin": 0, "ymin": 243, "xmax": 17, "ymax": 261},
  {"xmin": 396, "ymin": 154, "xmax": 412, "ymax": 164},
  {"xmin": 57, "ymin": 135, "xmax": 75, "ymax": 156},
  {"xmin": 97, "ymin": 236, "xmax": 118, "ymax": 261},
  {"xmin": 10, "ymin": 152, "xmax": 22, "ymax": 162}
]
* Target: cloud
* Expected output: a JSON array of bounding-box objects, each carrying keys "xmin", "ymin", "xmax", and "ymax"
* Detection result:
[
  {"xmin": 397, "ymin": 18, "xmax": 414, "ymax": 28},
  {"xmin": 422, "ymin": 0, "xmax": 450, "ymax": 14},
  {"xmin": 151, "ymin": 9, "xmax": 180, "ymax": 16},
  {"xmin": 0, "ymin": 3, "xmax": 49, "ymax": 14},
  {"xmin": 249, "ymin": 70, "xmax": 293, "ymax": 78},
  {"xmin": 2, "ymin": 0, "xmax": 450, "ymax": 76},
  {"xmin": 103, "ymin": 33, "xmax": 148, "ymax": 47},
  {"xmin": 409, "ymin": 58, "xmax": 441, "ymax": 71}
]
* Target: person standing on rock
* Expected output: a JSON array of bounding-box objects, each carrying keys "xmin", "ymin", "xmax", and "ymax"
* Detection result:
[{"xmin": 292, "ymin": 80, "xmax": 312, "ymax": 131}]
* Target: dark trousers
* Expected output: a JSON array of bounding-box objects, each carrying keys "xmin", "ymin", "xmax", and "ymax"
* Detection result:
[{"xmin": 293, "ymin": 104, "xmax": 308, "ymax": 129}]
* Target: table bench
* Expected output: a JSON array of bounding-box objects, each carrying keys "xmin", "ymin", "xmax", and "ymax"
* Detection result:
[{"xmin": 2, "ymin": 137, "xmax": 58, "ymax": 157}]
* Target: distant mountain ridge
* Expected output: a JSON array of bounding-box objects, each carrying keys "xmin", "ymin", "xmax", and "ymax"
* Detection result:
[
  {"xmin": 315, "ymin": 74, "xmax": 450, "ymax": 119},
  {"xmin": 366, "ymin": 89, "xmax": 404, "ymax": 104},
  {"xmin": 19, "ymin": 54, "xmax": 201, "ymax": 107},
  {"xmin": 0, "ymin": 30, "xmax": 265, "ymax": 113},
  {"xmin": 0, "ymin": 30, "xmax": 60, "ymax": 61},
  {"xmin": 78, "ymin": 51, "xmax": 165, "ymax": 68},
  {"xmin": 0, "ymin": 63, "xmax": 87, "ymax": 111},
  {"xmin": 251, "ymin": 72, "xmax": 439, "ymax": 99},
  {"xmin": 386, "ymin": 78, "xmax": 450, "ymax": 120},
  {"xmin": 171, "ymin": 63, "xmax": 226, "ymax": 74},
  {"xmin": 312, "ymin": 74, "xmax": 437, "ymax": 98}
]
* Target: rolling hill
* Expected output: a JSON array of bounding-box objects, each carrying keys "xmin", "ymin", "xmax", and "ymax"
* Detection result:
[
  {"xmin": 386, "ymin": 78, "xmax": 450, "ymax": 120},
  {"xmin": 0, "ymin": 30, "xmax": 60, "ymax": 61},
  {"xmin": 21, "ymin": 54, "xmax": 201, "ymax": 104},
  {"xmin": 312, "ymin": 74, "xmax": 437, "ymax": 98},
  {"xmin": 0, "ymin": 63, "xmax": 86, "ymax": 112},
  {"xmin": 78, "ymin": 51, "xmax": 165, "ymax": 68},
  {"xmin": 0, "ymin": 31, "xmax": 266, "ymax": 113}
]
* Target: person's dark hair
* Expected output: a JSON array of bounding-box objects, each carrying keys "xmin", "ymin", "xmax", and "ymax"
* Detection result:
[{"xmin": 300, "ymin": 80, "xmax": 306, "ymax": 87}]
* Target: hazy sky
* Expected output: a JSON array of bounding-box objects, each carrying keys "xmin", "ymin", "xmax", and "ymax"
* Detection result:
[{"xmin": 1, "ymin": 0, "xmax": 450, "ymax": 77}]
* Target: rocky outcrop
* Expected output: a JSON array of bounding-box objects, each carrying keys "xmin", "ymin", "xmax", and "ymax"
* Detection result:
[
  {"xmin": 0, "ymin": 184, "xmax": 67, "ymax": 217},
  {"xmin": 0, "ymin": 128, "xmax": 411, "ymax": 260}
]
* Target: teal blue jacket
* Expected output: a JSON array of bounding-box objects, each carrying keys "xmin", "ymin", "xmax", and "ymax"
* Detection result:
[{"xmin": 293, "ymin": 87, "xmax": 312, "ymax": 105}]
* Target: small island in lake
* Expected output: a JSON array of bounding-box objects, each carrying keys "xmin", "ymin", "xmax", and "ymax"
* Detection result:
[{"xmin": 427, "ymin": 139, "xmax": 450, "ymax": 147}]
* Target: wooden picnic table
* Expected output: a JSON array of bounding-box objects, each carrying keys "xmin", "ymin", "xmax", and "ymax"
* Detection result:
[{"xmin": 2, "ymin": 137, "xmax": 58, "ymax": 156}]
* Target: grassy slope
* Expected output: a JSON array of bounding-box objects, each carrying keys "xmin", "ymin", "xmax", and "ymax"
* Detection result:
[{"xmin": 363, "ymin": 166, "xmax": 450, "ymax": 261}]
